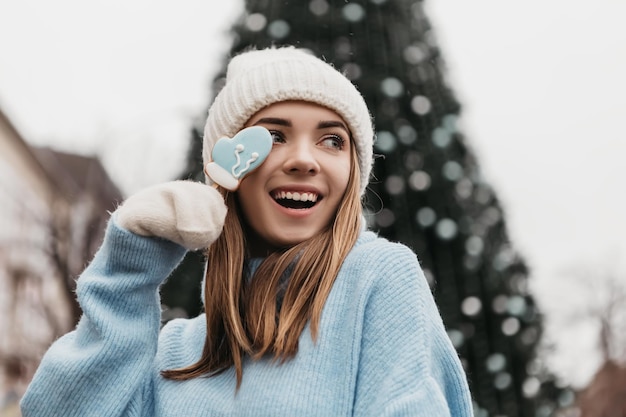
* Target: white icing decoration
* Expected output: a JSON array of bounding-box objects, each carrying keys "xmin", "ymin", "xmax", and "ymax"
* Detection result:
[{"xmin": 231, "ymin": 145, "xmax": 260, "ymax": 179}]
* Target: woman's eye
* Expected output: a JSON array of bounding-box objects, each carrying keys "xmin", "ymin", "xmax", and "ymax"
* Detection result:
[
  {"xmin": 321, "ymin": 135, "xmax": 345, "ymax": 150},
  {"xmin": 269, "ymin": 130, "xmax": 285, "ymax": 144}
]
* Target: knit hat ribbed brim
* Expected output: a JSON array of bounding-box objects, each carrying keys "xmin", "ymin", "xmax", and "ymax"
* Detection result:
[{"xmin": 203, "ymin": 46, "xmax": 374, "ymax": 195}]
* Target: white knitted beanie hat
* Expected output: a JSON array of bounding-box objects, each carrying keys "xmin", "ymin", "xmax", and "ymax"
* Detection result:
[{"xmin": 203, "ymin": 46, "xmax": 374, "ymax": 195}]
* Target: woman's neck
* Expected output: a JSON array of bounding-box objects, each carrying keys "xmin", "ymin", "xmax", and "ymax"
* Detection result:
[{"xmin": 244, "ymin": 226, "xmax": 281, "ymax": 258}]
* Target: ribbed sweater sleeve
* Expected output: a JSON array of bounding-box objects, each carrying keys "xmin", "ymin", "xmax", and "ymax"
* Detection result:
[
  {"xmin": 352, "ymin": 241, "xmax": 474, "ymax": 417},
  {"xmin": 20, "ymin": 216, "xmax": 187, "ymax": 417}
]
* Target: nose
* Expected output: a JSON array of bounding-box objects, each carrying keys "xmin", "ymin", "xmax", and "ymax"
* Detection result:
[{"xmin": 282, "ymin": 141, "xmax": 320, "ymax": 175}]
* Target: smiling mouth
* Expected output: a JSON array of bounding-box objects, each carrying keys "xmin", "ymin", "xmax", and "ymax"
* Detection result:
[{"xmin": 272, "ymin": 191, "xmax": 320, "ymax": 210}]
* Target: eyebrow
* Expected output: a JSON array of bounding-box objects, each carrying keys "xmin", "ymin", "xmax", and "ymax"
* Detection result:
[
  {"xmin": 253, "ymin": 117, "xmax": 350, "ymax": 135},
  {"xmin": 317, "ymin": 120, "xmax": 350, "ymax": 134},
  {"xmin": 253, "ymin": 117, "xmax": 291, "ymax": 127}
]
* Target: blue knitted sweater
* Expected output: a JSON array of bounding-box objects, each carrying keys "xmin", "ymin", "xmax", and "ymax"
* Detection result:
[{"xmin": 21, "ymin": 219, "xmax": 474, "ymax": 416}]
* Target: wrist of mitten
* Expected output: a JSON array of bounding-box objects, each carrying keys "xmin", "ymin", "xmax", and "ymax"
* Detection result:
[{"xmin": 115, "ymin": 180, "xmax": 227, "ymax": 250}]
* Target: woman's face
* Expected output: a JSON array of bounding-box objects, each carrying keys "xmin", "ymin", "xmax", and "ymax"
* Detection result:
[{"xmin": 237, "ymin": 101, "xmax": 352, "ymax": 254}]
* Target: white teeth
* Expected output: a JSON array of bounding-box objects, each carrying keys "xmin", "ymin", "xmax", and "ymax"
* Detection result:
[{"xmin": 274, "ymin": 191, "xmax": 319, "ymax": 202}]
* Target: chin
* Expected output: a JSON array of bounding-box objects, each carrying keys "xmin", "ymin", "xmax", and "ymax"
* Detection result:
[
  {"xmin": 271, "ymin": 236, "xmax": 310, "ymax": 249},
  {"xmin": 269, "ymin": 230, "xmax": 318, "ymax": 249}
]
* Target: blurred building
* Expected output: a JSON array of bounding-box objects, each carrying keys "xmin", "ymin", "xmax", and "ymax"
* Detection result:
[{"xmin": 0, "ymin": 109, "xmax": 121, "ymax": 409}]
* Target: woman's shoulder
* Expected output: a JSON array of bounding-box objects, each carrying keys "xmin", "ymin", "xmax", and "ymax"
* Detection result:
[
  {"xmin": 348, "ymin": 230, "xmax": 420, "ymax": 271},
  {"xmin": 338, "ymin": 229, "xmax": 426, "ymax": 294}
]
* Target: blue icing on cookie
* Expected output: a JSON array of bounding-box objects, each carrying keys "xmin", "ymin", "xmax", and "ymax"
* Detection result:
[{"xmin": 205, "ymin": 126, "xmax": 272, "ymax": 190}]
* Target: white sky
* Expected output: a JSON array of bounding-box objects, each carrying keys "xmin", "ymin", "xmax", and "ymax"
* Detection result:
[
  {"xmin": 1, "ymin": 0, "xmax": 625, "ymax": 388},
  {"xmin": 0, "ymin": 0, "xmax": 244, "ymax": 192}
]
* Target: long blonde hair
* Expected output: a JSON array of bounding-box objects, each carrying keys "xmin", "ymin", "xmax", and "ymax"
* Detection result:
[{"xmin": 162, "ymin": 144, "xmax": 363, "ymax": 387}]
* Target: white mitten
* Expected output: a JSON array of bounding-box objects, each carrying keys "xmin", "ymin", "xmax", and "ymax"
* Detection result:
[{"xmin": 115, "ymin": 180, "xmax": 227, "ymax": 250}]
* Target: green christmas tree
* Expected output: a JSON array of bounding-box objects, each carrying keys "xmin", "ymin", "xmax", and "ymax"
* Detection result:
[{"xmin": 166, "ymin": 0, "xmax": 570, "ymax": 415}]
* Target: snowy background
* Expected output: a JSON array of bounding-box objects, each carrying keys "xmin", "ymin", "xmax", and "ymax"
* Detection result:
[{"xmin": 1, "ymin": 0, "xmax": 625, "ymax": 388}]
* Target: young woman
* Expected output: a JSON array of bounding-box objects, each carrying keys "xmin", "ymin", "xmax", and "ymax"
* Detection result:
[{"xmin": 21, "ymin": 46, "xmax": 474, "ymax": 416}]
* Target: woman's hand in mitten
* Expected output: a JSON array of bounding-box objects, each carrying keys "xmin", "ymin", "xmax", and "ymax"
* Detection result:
[{"xmin": 115, "ymin": 180, "xmax": 227, "ymax": 251}]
